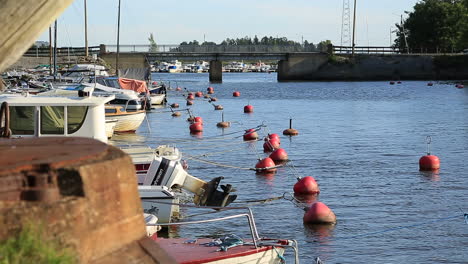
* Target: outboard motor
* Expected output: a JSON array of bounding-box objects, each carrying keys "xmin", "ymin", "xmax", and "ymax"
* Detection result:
[{"xmin": 141, "ymin": 157, "xmax": 236, "ymax": 207}]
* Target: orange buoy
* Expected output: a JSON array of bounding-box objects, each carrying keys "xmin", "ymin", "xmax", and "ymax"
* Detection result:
[
  {"xmin": 209, "ymin": 97, "xmax": 218, "ymax": 102},
  {"xmin": 419, "ymin": 136, "xmax": 440, "ymax": 171},
  {"xmin": 189, "ymin": 122, "xmax": 203, "ymax": 133},
  {"xmin": 243, "ymin": 128, "xmax": 258, "ymax": 141},
  {"xmin": 187, "ymin": 100, "xmax": 193, "ymax": 105},
  {"xmin": 244, "ymin": 105, "xmax": 254, "ymax": 113},
  {"xmin": 255, "ymin": 157, "xmax": 277, "ymax": 173},
  {"xmin": 214, "ymin": 104, "xmax": 223, "ymax": 110},
  {"xmin": 269, "ymin": 148, "xmax": 288, "ymax": 162},
  {"xmin": 194, "ymin": 116, "xmax": 203, "ymax": 124},
  {"xmin": 233, "ymin": 91, "xmax": 240, "ymax": 97},
  {"xmin": 170, "ymin": 103, "xmax": 179, "ymax": 108},
  {"xmin": 293, "ymin": 176, "xmax": 320, "ymax": 194},
  {"xmin": 303, "ymin": 202, "xmax": 336, "ymax": 224},
  {"xmin": 263, "ymin": 138, "xmax": 280, "ymax": 152},
  {"xmin": 171, "ymin": 111, "xmax": 181, "ymax": 117},
  {"xmin": 216, "ymin": 122, "xmax": 230, "ymax": 128},
  {"xmin": 283, "ymin": 118, "xmax": 299, "ymax": 136},
  {"xmin": 419, "ymin": 155, "xmax": 440, "ymax": 171}
]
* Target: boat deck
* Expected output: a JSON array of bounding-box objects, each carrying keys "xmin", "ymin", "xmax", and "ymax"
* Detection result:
[{"xmin": 153, "ymin": 237, "xmax": 286, "ymax": 264}]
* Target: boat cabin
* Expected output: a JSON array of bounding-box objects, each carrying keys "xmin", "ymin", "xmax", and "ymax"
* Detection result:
[{"xmin": 1, "ymin": 94, "xmax": 113, "ymax": 143}]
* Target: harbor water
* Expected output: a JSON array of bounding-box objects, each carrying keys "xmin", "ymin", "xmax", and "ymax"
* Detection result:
[{"xmin": 113, "ymin": 73, "xmax": 468, "ymax": 263}]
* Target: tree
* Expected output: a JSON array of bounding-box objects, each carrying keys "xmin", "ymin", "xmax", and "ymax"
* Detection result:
[
  {"xmin": 394, "ymin": 0, "xmax": 468, "ymax": 53},
  {"xmin": 317, "ymin": 40, "xmax": 332, "ymax": 52},
  {"xmin": 148, "ymin": 33, "xmax": 158, "ymax": 52}
]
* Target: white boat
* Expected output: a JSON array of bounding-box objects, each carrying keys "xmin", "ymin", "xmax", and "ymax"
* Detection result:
[
  {"xmin": 168, "ymin": 60, "xmax": 183, "ymax": 73},
  {"xmin": 105, "ymin": 105, "xmax": 146, "ymax": 132},
  {"xmin": 1, "ymin": 93, "xmax": 112, "ymax": 143},
  {"xmin": 148, "ymin": 207, "xmax": 300, "ymax": 264},
  {"xmin": 105, "ymin": 119, "xmax": 118, "ymax": 139}
]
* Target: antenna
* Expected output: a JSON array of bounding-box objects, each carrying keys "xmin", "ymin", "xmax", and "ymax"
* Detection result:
[{"xmin": 340, "ymin": 0, "xmax": 351, "ymax": 47}]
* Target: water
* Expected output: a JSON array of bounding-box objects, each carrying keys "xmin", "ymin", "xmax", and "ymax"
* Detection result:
[{"xmin": 114, "ymin": 73, "xmax": 468, "ymax": 263}]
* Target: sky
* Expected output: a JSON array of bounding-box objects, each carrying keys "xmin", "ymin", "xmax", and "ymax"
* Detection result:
[{"xmin": 38, "ymin": 0, "xmax": 420, "ymax": 47}]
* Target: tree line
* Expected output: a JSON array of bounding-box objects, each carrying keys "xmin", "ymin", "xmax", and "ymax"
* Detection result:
[{"xmin": 395, "ymin": 0, "xmax": 468, "ymax": 53}]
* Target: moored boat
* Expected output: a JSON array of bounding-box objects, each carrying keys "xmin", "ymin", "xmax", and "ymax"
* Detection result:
[{"xmin": 105, "ymin": 105, "xmax": 146, "ymax": 132}]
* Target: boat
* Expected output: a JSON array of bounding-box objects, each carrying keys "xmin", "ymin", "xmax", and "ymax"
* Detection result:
[
  {"xmin": 105, "ymin": 119, "xmax": 118, "ymax": 139},
  {"xmin": 168, "ymin": 60, "xmax": 183, "ymax": 73},
  {"xmin": 1, "ymin": 92, "xmax": 112, "ymax": 143},
  {"xmin": 105, "ymin": 105, "xmax": 146, "ymax": 133},
  {"xmin": 149, "ymin": 83, "xmax": 167, "ymax": 106},
  {"xmin": 147, "ymin": 207, "xmax": 300, "ymax": 264}
]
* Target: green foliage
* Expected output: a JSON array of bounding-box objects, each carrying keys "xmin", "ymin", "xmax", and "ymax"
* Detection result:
[
  {"xmin": 148, "ymin": 33, "xmax": 158, "ymax": 52},
  {"xmin": 394, "ymin": 0, "xmax": 468, "ymax": 52},
  {"xmin": 0, "ymin": 224, "xmax": 75, "ymax": 264},
  {"xmin": 328, "ymin": 55, "xmax": 351, "ymax": 65}
]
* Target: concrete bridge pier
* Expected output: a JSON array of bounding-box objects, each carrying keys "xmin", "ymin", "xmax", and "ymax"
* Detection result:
[
  {"xmin": 277, "ymin": 53, "xmax": 329, "ymax": 81},
  {"xmin": 209, "ymin": 60, "xmax": 222, "ymax": 83}
]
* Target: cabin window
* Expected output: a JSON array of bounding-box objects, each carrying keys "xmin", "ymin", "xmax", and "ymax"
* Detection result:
[
  {"xmin": 40, "ymin": 106, "xmax": 64, "ymax": 134},
  {"xmin": 67, "ymin": 106, "xmax": 88, "ymax": 134},
  {"xmin": 105, "ymin": 108, "xmax": 117, "ymax": 114},
  {"xmin": 10, "ymin": 106, "xmax": 34, "ymax": 135}
]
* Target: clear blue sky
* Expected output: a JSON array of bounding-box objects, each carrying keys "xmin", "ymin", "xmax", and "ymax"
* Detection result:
[{"xmin": 38, "ymin": 0, "xmax": 419, "ymax": 47}]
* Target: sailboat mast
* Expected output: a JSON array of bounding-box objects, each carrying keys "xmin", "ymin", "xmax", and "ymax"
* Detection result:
[
  {"xmin": 84, "ymin": 0, "xmax": 88, "ymax": 57},
  {"xmin": 53, "ymin": 20, "xmax": 57, "ymax": 80},
  {"xmin": 49, "ymin": 26, "xmax": 52, "ymax": 76},
  {"xmin": 116, "ymin": 0, "xmax": 121, "ymax": 77}
]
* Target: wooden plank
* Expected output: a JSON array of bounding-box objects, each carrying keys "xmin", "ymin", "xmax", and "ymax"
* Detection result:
[{"xmin": 0, "ymin": 0, "xmax": 74, "ymax": 72}]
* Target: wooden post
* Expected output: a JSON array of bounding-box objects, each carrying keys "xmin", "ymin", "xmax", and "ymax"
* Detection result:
[{"xmin": 0, "ymin": 0, "xmax": 74, "ymax": 72}]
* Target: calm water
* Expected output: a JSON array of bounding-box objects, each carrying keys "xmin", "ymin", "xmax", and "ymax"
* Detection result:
[{"xmin": 113, "ymin": 73, "xmax": 468, "ymax": 263}]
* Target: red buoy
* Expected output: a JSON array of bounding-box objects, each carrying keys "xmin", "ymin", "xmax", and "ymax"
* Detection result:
[
  {"xmin": 207, "ymin": 90, "xmax": 214, "ymax": 94},
  {"xmin": 269, "ymin": 148, "xmax": 288, "ymax": 162},
  {"xmin": 152, "ymin": 81, "xmax": 158, "ymax": 86},
  {"xmin": 427, "ymin": 82, "xmax": 433, "ymax": 86},
  {"xmin": 303, "ymin": 202, "xmax": 336, "ymax": 224},
  {"xmin": 263, "ymin": 138, "xmax": 280, "ymax": 152},
  {"xmin": 233, "ymin": 91, "xmax": 240, "ymax": 97},
  {"xmin": 456, "ymin": 84, "xmax": 464, "ymax": 89},
  {"xmin": 194, "ymin": 116, "xmax": 203, "ymax": 124},
  {"xmin": 244, "ymin": 105, "xmax": 254, "ymax": 113},
  {"xmin": 195, "ymin": 91, "xmax": 203, "ymax": 97},
  {"xmin": 187, "ymin": 94, "xmax": 195, "ymax": 100},
  {"xmin": 176, "ymin": 87, "xmax": 182, "ymax": 91},
  {"xmin": 209, "ymin": 97, "xmax": 218, "ymax": 102},
  {"xmin": 255, "ymin": 157, "xmax": 277, "ymax": 173},
  {"xmin": 293, "ymin": 176, "xmax": 320, "ymax": 195},
  {"xmin": 419, "ymin": 155, "xmax": 440, "ymax": 171},
  {"xmin": 187, "ymin": 100, "xmax": 193, "ymax": 105},
  {"xmin": 419, "ymin": 136, "xmax": 440, "ymax": 171},
  {"xmin": 267, "ymin": 133, "xmax": 280, "ymax": 143},
  {"xmin": 207, "ymin": 87, "xmax": 214, "ymax": 92},
  {"xmin": 389, "ymin": 81, "xmax": 395, "ymax": 85},
  {"xmin": 243, "ymin": 128, "xmax": 258, "ymax": 141},
  {"xmin": 170, "ymin": 103, "xmax": 179, "ymax": 108},
  {"xmin": 397, "ymin": 81, "xmax": 402, "ymax": 84},
  {"xmin": 189, "ymin": 122, "xmax": 203, "ymax": 133}
]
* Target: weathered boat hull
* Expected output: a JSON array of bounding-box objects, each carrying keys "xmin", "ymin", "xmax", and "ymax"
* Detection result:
[{"xmin": 106, "ymin": 111, "xmax": 145, "ymax": 132}]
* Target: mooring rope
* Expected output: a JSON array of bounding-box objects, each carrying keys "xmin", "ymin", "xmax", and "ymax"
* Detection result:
[
  {"xmin": 183, "ymin": 154, "xmax": 286, "ymax": 172},
  {"xmin": 182, "ymin": 145, "xmax": 247, "ymax": 158}
]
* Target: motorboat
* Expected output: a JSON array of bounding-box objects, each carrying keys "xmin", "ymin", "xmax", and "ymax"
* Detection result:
[
  {"xmin": 105, "ymin": 105, "xmax": 146, "ymax": 133},
  {"xmin": 148, "ymin": 207, "xmax": 300, "ymax": 264},
  {"xmin": 0, "ymin": 92, "xmax": 112, "ymax": 143}
]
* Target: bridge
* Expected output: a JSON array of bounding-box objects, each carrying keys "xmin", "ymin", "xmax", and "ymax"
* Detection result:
[{"xmin": 23, "ymin": 44, "xmax": 465, "ymax": 82}]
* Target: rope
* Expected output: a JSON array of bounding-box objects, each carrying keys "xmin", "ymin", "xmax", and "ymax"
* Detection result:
[
  {"xmin": 184, "ymin": 154, "xmax": 287, "ymax": 172},
  {"xmin": 183, "ymin": 145, "xmax": 247, "ymax": 158},
  {"xmin": 273, "ymin": 246, "xmax": 286, "ymax": 263}
]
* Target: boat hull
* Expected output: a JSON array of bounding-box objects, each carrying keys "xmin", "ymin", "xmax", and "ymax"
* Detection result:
[
  {"xmin": 106, "ymin": 111, "xmax": 145, "ymax": 132},
  {"xmin": 150, "ymin": 94, "xmax": 166, "ymax": 105}
]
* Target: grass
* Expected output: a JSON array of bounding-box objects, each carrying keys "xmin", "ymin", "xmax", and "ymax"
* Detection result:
[{"xmin": 0, "ymin": 224, "xmax": 75, "ymax": 264}]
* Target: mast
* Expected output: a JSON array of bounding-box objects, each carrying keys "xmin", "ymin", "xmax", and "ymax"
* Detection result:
[
  {"xmin": 84, "ymin": 0, "xmax": 88, "ymax": 57},
  {"xmin": 116, "ymin": 0, "xmax": 121, "ymax": 77},
  {"xmin": 49, "ymin": 26, "xmax": 52, "ymax": 76},
  {"xmin": 53, "ymin": 20, "xmax": 57, "ymax": 80},
  {"xmin": 351, "ymin": 0, "xmax": 357, "ymax": 55}
]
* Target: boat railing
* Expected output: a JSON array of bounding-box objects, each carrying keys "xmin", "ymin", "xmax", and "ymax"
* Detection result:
[{"xmin": 146, "ymin": 206, "xmax": 299, "ymax": 263}]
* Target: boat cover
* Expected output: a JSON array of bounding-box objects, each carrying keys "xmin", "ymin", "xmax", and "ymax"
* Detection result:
[{"xmin": 118, "ymin": 78, "xmax": 149, "ymax": 94}]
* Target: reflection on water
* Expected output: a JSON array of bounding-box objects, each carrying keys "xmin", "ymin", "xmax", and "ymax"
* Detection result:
[{"xmin": 419, "ymin": 170, "xmax": 441, "ymax": 181}]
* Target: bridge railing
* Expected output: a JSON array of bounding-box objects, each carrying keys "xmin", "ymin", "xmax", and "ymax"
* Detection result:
[
  {"xmin": 333, "ymin": 46, "xmax": 400, "ymax": 55},
  {"xmin": 23, "ymin": 46, "xmax": 101, "ymax": 57},
  {"xmin": 105, "ymin": 44, "xmax": 319, "ymax": 53}
]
